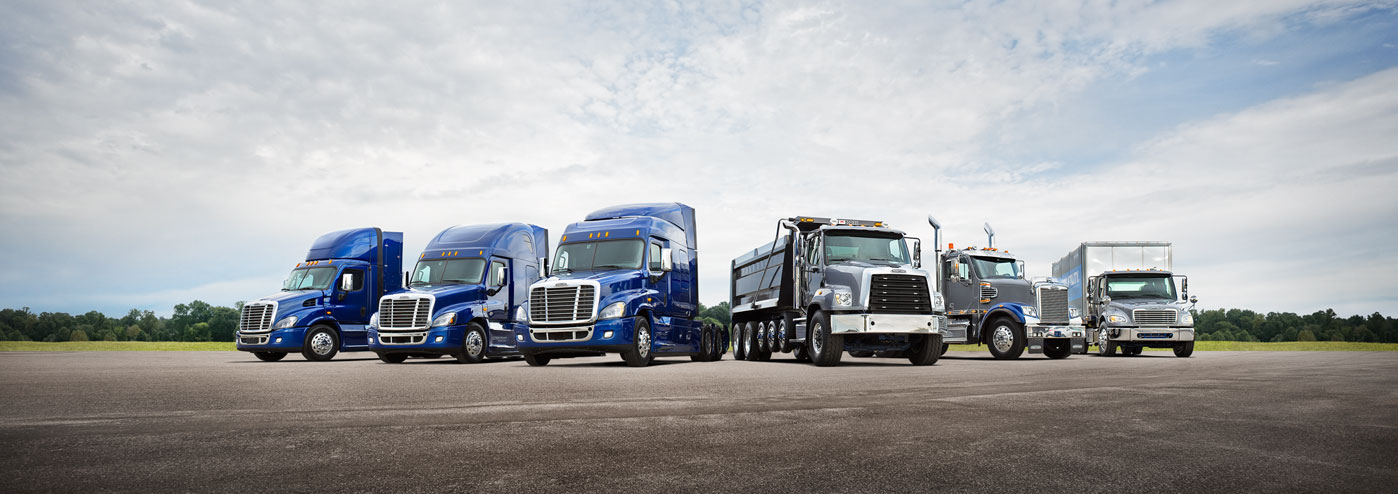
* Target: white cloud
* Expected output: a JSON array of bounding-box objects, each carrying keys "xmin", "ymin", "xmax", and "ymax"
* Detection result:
[{"xmin": 0, "ymin": 0, "xmax": 1393, "ymax": 316}]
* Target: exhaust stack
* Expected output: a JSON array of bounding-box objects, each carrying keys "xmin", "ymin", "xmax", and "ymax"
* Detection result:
[{"xmin": 983, "ymin": 222, "xmax": 996, "ymax": 249}]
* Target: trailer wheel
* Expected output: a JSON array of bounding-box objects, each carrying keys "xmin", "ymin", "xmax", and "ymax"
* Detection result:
[
  {"xmin": 524, "ymin": 355, "xmax": 550, "ymax": 366},
  {"xmin": 1173, "ymin": 341, "xmax": 1194, "ymax": 358},
  {"xmin": 809, "ymin": 311, "xmax": 843, "ymax": 367},
  {"xmin": 253, "ymin": 351, "xmax": 286, "ymax": 362},
  {"xmin": 301, "ymin": 325, "xmax": 339, "ymax": 361},
  {"xmin": 907, "ymin": 334, "xmax": 943, "ymax": 366},
  {"xmin": 691, "ymin": 326, "xmax": 712, "ymax": 362},
  {"xmin": 733, "ymin": 323, "xmax": 748, "ymax": 361},
  {"xmin": 1043, "ymin": 339, "xmax": 1072, "ymax": 359},
  {"xmin": 621, "ymin": 317, "xmax": 654, "ymax": 367},
  {"xmin": 1097, "ymin": 328, "xmax": 1117, "ymax": 356},
  {"xmin": 986, "ymin": 318, "xmax": 1025, "ymax": 360},
  {"xmin": 378, "ymin": 353, "xmax": 407, "ymax": 364},
  {"xmin": 455, "ymin": 323, "xmax": 488, "ymax": 364}
]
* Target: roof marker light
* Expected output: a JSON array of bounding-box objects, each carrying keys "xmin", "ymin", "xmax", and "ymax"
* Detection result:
[{"xmin": 478, "ymin": 250, "xmax": 483, "ymax": 255}]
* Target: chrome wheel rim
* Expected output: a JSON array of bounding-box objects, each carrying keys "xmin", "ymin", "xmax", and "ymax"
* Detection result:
[
  {"xmin": 992, "ymin": 325, "xmax": 1014, "ymax": 353},
  {"xmin": 638, "ymin": 325, "xmax": 650, "ymax": 358},
  {"xmin": 1098, "ymin": 329, "xmax": 1109, "ymax": 355},
  {"xmin": 465, "ymin": 330, "xmax": 484, "ymax": 357},
  {"xmin": 310, "ymin": 332, "xmax": 334, "ymax": 355},
  {"xmin": 812, "ymin": 321, "xmax": 824, "ymax": 354}
]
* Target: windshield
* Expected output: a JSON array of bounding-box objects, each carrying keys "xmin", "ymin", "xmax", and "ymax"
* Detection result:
[
  {"xmin": 823, "ymin": 232, "xmax": 910, "ymax": 265},
  {"xmin": 410, "ymin": 258, "xmax": 486, "ymax": 287},
  {"xmin": 284, "ymin": 266, "xmax": 337, "ymax": 291},
  {"xmin": 969, "ymin": 256, "xmax": 1021, "ymax": 280},
  {"xmin": 1105, "ymin": 275, "xmax": 1178, "ymax": 300},
  {"xmin": 553, "ymin": 239, "xmax": 643, "ymax": 274}
]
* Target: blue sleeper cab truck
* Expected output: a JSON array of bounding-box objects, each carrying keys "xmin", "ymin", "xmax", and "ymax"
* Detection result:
[
  {"xmin": 237, "ymin": 228, "xmax": 404, "ymax": 361},
  {"xmin": 517, "ymin": 203, "xmax": 725, "ymax": 367},
  {"xmin": 368, "ymin": 223, "xmax": 548, "ymax": 364}
]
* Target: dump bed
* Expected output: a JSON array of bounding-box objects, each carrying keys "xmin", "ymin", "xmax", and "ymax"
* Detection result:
[
  {"xmin": 1052, "ymin": 241, "xmax": 1172, "ymax": 313},
  {"xmin": 730, "ymin": 234, "xmax": 796, "ymax": 313}
]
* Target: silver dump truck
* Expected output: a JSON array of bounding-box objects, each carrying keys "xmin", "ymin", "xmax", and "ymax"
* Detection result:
[
  {"xmin": 1052, "ymin": 242, "xmax": 1198, "ymax": 357},
  {"xmin": 729, "ymin": 216, "xmax": 948, "ymax": 366}
]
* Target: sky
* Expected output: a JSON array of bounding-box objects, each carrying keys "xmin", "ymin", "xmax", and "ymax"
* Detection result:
[{"xmin": 1, "ymin": 0, "xmax": 1396, "ymax": 318}]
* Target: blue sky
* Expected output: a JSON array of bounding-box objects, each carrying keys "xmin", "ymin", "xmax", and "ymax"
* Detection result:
[{"xmin": 1, "ymin": 0, "xmax": 1396, "ymax": 317}]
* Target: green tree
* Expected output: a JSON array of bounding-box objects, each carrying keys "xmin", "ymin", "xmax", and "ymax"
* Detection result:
[
  {"xmin": 68, "ymin": 328, "xmax": 89, "ymax": 341},
  {"xmin": 1297, "ymin": 330, "xmax": 1316, "ymax": 342}
]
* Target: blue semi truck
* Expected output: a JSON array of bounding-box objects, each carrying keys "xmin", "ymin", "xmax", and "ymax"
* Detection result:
[
  {"xmin": 368, "ymin": 223, "xmax": 548, "ymax": 364},
  {"xmin": 236, "ymin": 228, "xmax": 404, "ymax": 361},
  {"xmin": 517, "ymin": 203, "xmax": 726, "ymax": 367}
]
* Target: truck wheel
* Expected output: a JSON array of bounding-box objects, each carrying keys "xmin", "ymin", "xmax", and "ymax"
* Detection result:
[
  {"xmin": 1043, "ymin": 339, "xmax": 1071, "ymax": 359},
  {"xmin": 809, "ymin": 311, "xmax": 843, "ymax": 367},
  {"xmin": 378, "ymin": 353, "xmax": 407, "ymax": 364},
  {"xmin": 986, "ymin": 318, "xmax": 1025, "ymax": 360},
  {"xmin": 758, "ymin": 322, "xmax": 771, "ymax": 353},
  {"xmin": 621, "ymin": 317, "xmax": 654, "ymax": 367},
  {"xmin": 691, "ymin": 327, "xmax": 712, "ymax": 362},
  {"xmin": 793, "ymin": 345, "xmax": 811, "ymax": 362},
  {"xmin": 455, "ymin": 323, "xmax": 488, "ymax": 364},
  {"xmin": 1174, "ymin": 341, "xmax": 1194, "ymax": 358},
  {"xmin": 908, "ymin": 334, "xmax": 943, "ymax": 366},
  {"xmin": 940, "ymin": 343, "xmax": 949, "ymax": 356},
  {"xmin": 711, "ymin": 326, "xmax": 726, "ymax": 361},
  {"xmin": 1127, "ymin": 346, "xmax": 1143, "ymax": 356},
  {"xmin": 733, "ymin": 323, "xmax": 747, "ymax": 361},
  {"xmin": 771, "ymin": 319, "xmax": 785, "ymax": 353},
  {"xmin": 253, "ymin": 351, "xmax": 286, "ymax": 362},
  {"xmin": 301, "ymin": 325, "xmax": 339, "ymax": 361},
  {"xmin": 524, "ymin": 355, "xmax": 550, "ymax": 366},
  {"xmin": 746, "ymin": 322, "xmax": 770, "ymax": 361},
  {"xmin": 847, "ymin": 351, "xmax": 874, "ymax": 358},
  {"xmin": 1096, "ymin": 328, "xmax": 1117, "ymax": 356}
]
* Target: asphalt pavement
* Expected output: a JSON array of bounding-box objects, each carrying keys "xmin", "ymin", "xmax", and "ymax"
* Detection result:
[{"xmin": 1, "ymin": 350, "xmax": 1395, "ymax": 492}]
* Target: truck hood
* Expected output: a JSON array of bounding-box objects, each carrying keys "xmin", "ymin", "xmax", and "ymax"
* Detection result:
[
  {"xmin": 254, "ymin": 290, "xmax": 327, "ymax": 321},
  {"xmin": 986, "ymin": 278, "xmax": 1034, "ymax": 307},
  {"xmin": 823, "ymin": 262, "xmax": 932, "ymax": 306}
]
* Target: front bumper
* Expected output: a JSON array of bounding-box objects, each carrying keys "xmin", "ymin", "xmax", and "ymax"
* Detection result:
[
  {"xmin": 830, "ymin": 313, "xmax": 946, "ymax": 334},
  {"xmin": 1107, "ymin": 327, "xmax": 1196, "ymax": 342},
  {"xmin": 518, "ymin": 317, "xmax": 637, "ymax": 356},
  {"xmin": 368, "ymin": 326, "xmax": 466, "ymax": 355},
  {"xmin": 1025, "ymin": 324, "xmax": 1087, "ymax": 354},
  {"xmin": 236, "ymin": 327, "xmax": 308, "ymax": 352}
]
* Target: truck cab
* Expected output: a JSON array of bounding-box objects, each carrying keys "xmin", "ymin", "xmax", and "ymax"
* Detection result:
[
  {"xmin": 368, "ymin": 223, "xmax": 547, "ymax": 363},
  {"xmin": 518, "ymin": 203, "xmax": 724, "ymax": 367},
  {"xmin": 928, "ymin": 218, "xmax": 1085, "ymax": 359},
  {"xmin": 236, "ymin": 228, "xmax": 404, "ymax": 361},
  {"xmin": 1086, "ymin": 269, "xmax": 1197, "ymax": 357}
]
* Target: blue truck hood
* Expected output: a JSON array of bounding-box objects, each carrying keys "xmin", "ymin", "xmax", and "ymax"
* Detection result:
[{"xmin": 254, "ymin": 290, "xmax": 326, "ymax": 320}]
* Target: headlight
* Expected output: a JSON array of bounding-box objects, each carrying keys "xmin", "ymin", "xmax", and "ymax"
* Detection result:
[
  {"xmin": 599, "ymin": 301, "xmax": 626, "ymax": 320},
  {"xmin": 273, "ymin": 316, "xmax": 298, "ymax": 329},
  {"xmin": 1022, "ymin": 305, "xmax": 1037, "ymax": 317},
  {"xmin": 1069, "ymin": 307, "xmax": 1080, "ymax": 319},
  {"xmin": 515, "ymin": 306, "xmax": 527, "ymax": 322},
  {"xmin": 1180, "ymin": 311, "xmax": 1194, "ymax": 325},
  {"xmin": 432, "ymin": 312, "xmax": 457, "ymax": 327},
  {"xmin": 932, "ymin": 292, "xmax": 945, "ymax": 311},
  {"xmin": 834, "ymin": 290, "xmax": 852, "ymax": 307},
  {"xmin": 369, "ymin": 312, "xmax": 379, "ymax": 328},
  {"xmin": 1107, "ymin": 314, "xmax": 1127, "ymax": 323}
]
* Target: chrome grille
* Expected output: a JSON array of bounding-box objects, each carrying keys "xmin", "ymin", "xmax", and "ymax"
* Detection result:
[
  {"xmin": 980, "ymin": 285, "xmax": 998, "ymax": 299},
  {"xmin": 238, "ymin": 302, "xmax": 277, "ymax": 333},
  {"xmin": 529, "ymin": 285, "xmax": 597, "ymax": 323},
  {"xmin": 380, "ymin": 296, "xmax": 432, "ymax": 330},
  {"xmin": 1037, "ymin": 288, "xmax": 1070, "ymax": 324},
  {"xmin": 1133, "ymin": 309, "xmax": 1178, "ymax": 326},
  {"xmin": 869, "ymin": 275, "xmax": 932, "ymax": 314}
]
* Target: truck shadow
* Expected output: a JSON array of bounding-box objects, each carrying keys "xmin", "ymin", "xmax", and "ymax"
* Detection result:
[{"xmin": 227, "ymin": 357, "xmax": 382, "ymax": 364}]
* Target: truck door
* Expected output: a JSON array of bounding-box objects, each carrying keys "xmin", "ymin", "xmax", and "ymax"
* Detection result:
[
  {"xmin": 943, "ymin": 255, "xmax": 977, "ymax": 317},
  {"xmin": 333, "ymin": 268, "xmax": 370, "ymax": 347},
  {"xmin": 646, "ymin": 238, "xmax": 675, "ymax": 347},
  {"xmin": 801, "ymin": 233, "xmax": 823, "ymax": 307},
  {"xmin": 485, "ymin": 258, "xmax": 512, "ymax": 348}
]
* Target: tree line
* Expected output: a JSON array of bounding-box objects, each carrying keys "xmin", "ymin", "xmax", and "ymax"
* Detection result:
[{"xmin": 0, "ymin": 300, "xmax": 1393, "ymax": 344}]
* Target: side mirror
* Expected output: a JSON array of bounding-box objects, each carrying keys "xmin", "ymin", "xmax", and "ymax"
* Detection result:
[
  {"xmin": 909, "ymin": 237, "xmax": 922, "ymax": 268},
  {"xmin": 492, "ymin": 265, "xmax": 508, "ymax": 287},
  {"xmin": 538, "ymin": 257, "xmax": 548, "ymax": 276},
  {"xmin": 1190, "ymin": 296, "xmax": 1198, "ymax": 304},
  {"xmin": 340, "ymin": 273, "xmax": 355, "ymax": 292},
  {"xmin": 1016, "ymin": 260, "xmax": 1026, "ymax": 279},
  {"xmin": 661, "ymin": 248, "xmax": 674, "ymax": 272},
  {"xmin": 1102, "ymin": 295, "xmax": 1112, "ymax": 305}
]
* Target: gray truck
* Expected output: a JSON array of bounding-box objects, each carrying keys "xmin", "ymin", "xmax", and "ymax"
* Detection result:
[
  {"xmin": 1052, "ymin": 242, "xmax": 1197, "ymax": 357},
  {"xmin": 926, "ymin": 218, "xmax": 1086, "ymax": 359},
  {"xmin": 729, "ymin": 216, "xmax": 948, "ymax": 366}
]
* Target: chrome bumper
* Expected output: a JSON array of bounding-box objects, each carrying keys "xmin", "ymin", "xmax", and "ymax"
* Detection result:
[
  {"xmin": 830, "ymin": 314, "xmax": 945, "ymax": 334},
  {"xmin": 1109, "ymin": 327, "xmax": 1195, "ymax": 342}
]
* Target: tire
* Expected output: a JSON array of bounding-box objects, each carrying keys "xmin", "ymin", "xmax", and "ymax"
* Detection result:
[
  {"xmin": 1127, "ymin": 346, "xmax": 1143, "ymax": 356},
  {"xmin": 808, "ymin": 311, "xmax": 843, "ymax": 367},
  {"xmin": 1043, "ymin": 339, "xmax": 1072, "ymax": 359},
  {"xmin": 985, "ymin": 318, "xmax": 1025, "ymax": 360},
  {"xmin": 711, "ymin": 326, "xmax": 727, "ymax": 361},
  {"xmin": 733, "ymin": 323, "xmax": 748, "ymax": 361},
  {"xmin": 524, "ymin": 354, "xmax": 550, "ymax": 366},
  {"xmin": 771, "ymin": 319, "xmax": 785, "ymax": 353},
  {"xmin": 747, "ymin": 322, "xmax": 771, "ymax": 361},
  {"xmin": 848, "ymin": 351, "xmax": 875, "ymax": 358},
  {"xmin": 301, "ymin": 325, "xmax": 339, "ymax": 361},
  {"xmin": 793, "ymin": 344, "xmax": 811, "ymax": 362},
  {"xmin": 1096, "ymin": 328, "xmax": 1117, "ymax": 356},
  {"xmin": 691, "ymin": 326, "xmax": 712, "ymax": 362},
  {"xmin": 378, "ymin": 353, "xmax": 408, "ymax": 364},
  {"xmin": 621, "ymin": 317, "xmax": 654, "ymax": 367},
  {"xmin": 1174, "ymin": 341, "xmax": 1195, "ymax": 358},
  {"xmin": 253, "ymin": 351, "xmax": 286, "ymax": 362},
  {"xmin": 940, "ymin": 343, "xmax": 949, "ymax": 356},
  {"xmin": 758, "ymin": 322, "xmax": 771, "ymax": 353},
  {"xmin": 907, "ymin": 334, "xmax": 942, "ymax": 366},
  {"xmin": 455, "ymin": 323, "xmax": 488, "ymax": 364}
]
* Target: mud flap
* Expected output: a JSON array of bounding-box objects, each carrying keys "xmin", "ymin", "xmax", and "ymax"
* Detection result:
[{"xmin": 1027, "ymin": 337, "xmax": 1044, "ymax": 354}]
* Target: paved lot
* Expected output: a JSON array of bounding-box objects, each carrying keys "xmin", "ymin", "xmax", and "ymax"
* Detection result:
[{"xmin": 1, "ymin": 350, "xmax": 1395, "ymax": 492}]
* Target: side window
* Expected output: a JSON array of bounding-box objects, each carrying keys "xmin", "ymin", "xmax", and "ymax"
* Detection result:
[
  {"xmin": 342, "ymin": 269, "xmax": 365, "ymax": 291},
  {"xmin": 648, "ymin": 242, "xmax": 663, "ymax": 272},
  {"xmin": 957, "ymin": 257, "xmax": 971, "ymax": 279},
  {"xmin": 489, "ymin": 261, "xmax": 507, "ymax": 287}
]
